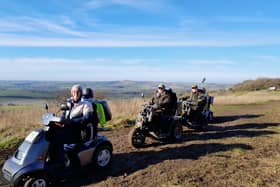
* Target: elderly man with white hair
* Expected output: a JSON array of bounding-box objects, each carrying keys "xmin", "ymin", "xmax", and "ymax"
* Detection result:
[
  {"xmin": 66, "ymin": 84, "xmax": 93, "ymax": 125},
  {"xmin": 48, "ymin": 84, "xmax": 94, "ymax": 170}
]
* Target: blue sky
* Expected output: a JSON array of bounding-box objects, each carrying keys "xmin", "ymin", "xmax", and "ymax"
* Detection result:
[{"xmin": 0, "ymin": 0, "xmax": 279, "ymax": 83}]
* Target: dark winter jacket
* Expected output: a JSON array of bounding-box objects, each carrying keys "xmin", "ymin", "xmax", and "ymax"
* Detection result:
[{"xmin": 150, "ymin": 90, "xmax": 176, "ymax": 115}]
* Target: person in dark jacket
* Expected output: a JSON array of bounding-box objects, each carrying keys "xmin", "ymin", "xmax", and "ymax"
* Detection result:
[
  {"xmin": 189, "ymin": 85, "xmax": 206, "ymax": 121},
  {"xmin": 150, "ymin": 84, "xmax": 175, "ymax": 133},
  {"xmin": 150, "ymin": 84, "xmax": 174, "ymax": 115}
]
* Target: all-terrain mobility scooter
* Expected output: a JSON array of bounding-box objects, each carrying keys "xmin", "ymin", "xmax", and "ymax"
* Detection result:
[
  {"xmin": 177, "ymin": 88, "xmax": 214, "ymax": 130},
  {"xmin": 128, "ymin": 102, "xmax": 183, "ymax": 148},
  {"xmin": 1, "ymin": 103, "xmax": 113, "ymax": 187}
]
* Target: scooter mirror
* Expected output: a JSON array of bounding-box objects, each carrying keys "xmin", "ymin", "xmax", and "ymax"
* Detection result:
[
  {"xmin": 60, "ymin": 104, "xmax": 69, "ymax": 111},
  {"xmin": 202, "ymin": 77, "xmax": 206, "ymax": 84},
  {"xmin": 44, "ymin": 104, "xmax": 49, "ymax": 112}
]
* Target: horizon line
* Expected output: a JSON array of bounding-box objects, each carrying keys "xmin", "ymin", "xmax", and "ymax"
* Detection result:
[{"xmin": 0, "ymin": 79, "xmax": 236, "ymax": 84}]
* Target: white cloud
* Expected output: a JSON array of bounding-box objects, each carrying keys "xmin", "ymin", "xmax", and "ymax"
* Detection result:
[
  {"xmin": 1, "ymin": 16, "xmax": 280, "ymax": 47},
  {"xmin": 0, "ymin": 57, "xmax": 164, "ymax": 81},
  {"xmin": 1, "ymin": 32, "xmax": 280, "ymax": 47},
  {"xmin": 0, "ymin": 20, "xmax": 35, "ymax": 32},
  {"xmin": 186, "ymin": 59, "xmax": 235, "ymax": 65},
  {"xmin": 86, "ymin": 0, "xmax": 166, "ymax": 12},
  {"xmin": 252, "ymin": 55, "xmax": 280, "ymax": 63},
  {"xmin": 34, "ymin": 19, "xmax": 85, "ymax": 37},
  {"xmin": 60, "ymin": 16, "xmax": 76, "ymax": 27},
  {"xmin": 86, "ymin": 0, "xmax": 110, "ymax": 9},
  {"xmin": 217, "ymin": 16, "xmax": 280, "ymax": 24},
  {"xmin": 0, "ymin": 17, "xmax": 86, "ymax": 37},
  {"xmin": 0, "ymin": 57, "xmax": 271, "ymax": 83},
  {"xmin": 1, "ymin": 13, "xmax": 280, "ymax": 47}
]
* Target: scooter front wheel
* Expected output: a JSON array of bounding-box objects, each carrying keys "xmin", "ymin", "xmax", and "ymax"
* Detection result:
[
  {"xmin": 23, "ymin": 174, "xmax": 48, "ymax": 187},
  {"xmin": 128, "ymin": 127, "xmax": 146, "ymax": 148}
]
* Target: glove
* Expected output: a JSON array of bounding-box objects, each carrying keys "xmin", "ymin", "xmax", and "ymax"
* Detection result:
[
  {"xmin": 152, "ymin": 104, "xmax": 159, "ymax": 109},
  {"xmin": 62, "ymin": 118, "xmax": 71, "ymax": 125}
]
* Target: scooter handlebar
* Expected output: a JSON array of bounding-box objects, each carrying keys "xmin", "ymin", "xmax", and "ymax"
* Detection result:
[
  {"xmin": 184, "ymin": 100, "xmax": 198, "ymax": 106},
  {"xmin": 42, "ymin": 113, "xmax": 63, "ymax": 126}
]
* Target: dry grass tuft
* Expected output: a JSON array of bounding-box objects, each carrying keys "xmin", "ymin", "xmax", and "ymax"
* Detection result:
[
  {"xmin": 0, "ymin": 99, "xmax": 145, "ymax": 144},
  {"xmin": 0, "ymin": 106, "xmax": 44, "ymax": 148},
  {"xmin": 108, "ymin": 98, "xmax": 143, "ymax": 118},
  {"xmin": 213, "ymin": 90, "xmax": 280, "ymax": 105},
  {"xmin": 1, "ymin": 91, "xmax": 280, "ymax": 143},
  {"xmin": 0, "ymin": 106, "xmax": 43, "ymax": 130}
]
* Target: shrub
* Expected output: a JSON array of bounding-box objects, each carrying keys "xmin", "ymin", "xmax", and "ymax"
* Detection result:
[{"xmin": 233, "ymin": 78, "xmax": 280, "ymax": 91}]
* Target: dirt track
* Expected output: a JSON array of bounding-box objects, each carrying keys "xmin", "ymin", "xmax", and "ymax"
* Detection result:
[{"xmin": 1, "ymin": 101, "xmax": 280, "ymax": 187}]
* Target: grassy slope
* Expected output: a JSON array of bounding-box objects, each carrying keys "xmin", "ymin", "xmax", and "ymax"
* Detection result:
[
  {"xmin": 163, "ymin": 104, "xmax": 280, "ymax": 187},
  {"xmin": 1, "ymin": 90, "xmax": 280, "ymax": 149},
  {"xmin": 1, "ymin": 91, "xmax": 280, "ymax": 187},
  {"xmin": 94, "ymin": 100, "xmax": 280, "ymax": 187}
]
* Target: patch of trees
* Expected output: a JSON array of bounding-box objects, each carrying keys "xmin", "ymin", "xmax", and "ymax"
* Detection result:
[{"xmin": 233, "ymin": 78, "xmax": 280, "ymax": 91}]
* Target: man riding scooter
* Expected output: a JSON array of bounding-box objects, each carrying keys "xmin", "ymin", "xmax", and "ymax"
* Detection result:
[
  {"xmin": 48, "ymin": 84, "xmax": 95, "ymax": 170},
  {"xmin": 149, "ymin": 84, "xmax": 177, "ymax": 135},
  {"xmin": 1, "ymin": 84, "xmax": 113, "ymax": 186},
  {"xmin": 128, "ymin": 83, "xmax": 181, "ymax": 148},
  {"xmin": 187, "ymin": 84, "xmax": 207, "ymax": 123}
]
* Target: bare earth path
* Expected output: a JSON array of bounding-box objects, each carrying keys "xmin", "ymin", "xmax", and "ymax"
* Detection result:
[{"xmin": 1, "ymin": 101, "xmax": 280, "ymax": 187}]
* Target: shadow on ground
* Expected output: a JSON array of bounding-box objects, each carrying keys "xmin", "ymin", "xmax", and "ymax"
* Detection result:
[
  {"xmin": 211, "ymin": 114, "xmax": 263, "ymax": 124},
  {"xmin": 61, "ymin": 121, "xmax": 279, "ymax": 186},
  {"xmin": 208, "ymin": 122, "xmax": 279, "ymax": 131},
  {"xmin": 184, "ymin": 123, "xmax": 279, "ymax": 141},
  {"xmin": 63, "ymin": 143, "xmax": 253, "ymax": 187}
]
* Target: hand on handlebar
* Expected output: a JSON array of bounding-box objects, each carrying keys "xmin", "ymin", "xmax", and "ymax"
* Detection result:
[
  {"xmin": 186, "ymin": 100, "xmax": 198, "ymax": 106},
  {"xmin": 61, "ymin": 118, "xmax": 71, "ymax": 126},
  {"xmin": 54, "ymin": 122, "xmax": 64, "ymax": 127},
  {"xmin": 152, "ymin": 104, "xmax": 159, "ymax": 109}
]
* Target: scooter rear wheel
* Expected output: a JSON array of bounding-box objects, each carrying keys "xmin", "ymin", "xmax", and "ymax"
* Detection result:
[
  {"xmin": 93, "ymin": 145, "xmax": 112, "ymax": 168},
  {"xmin": 128, "ymin": 127, "xmax": 146, "ymax": 148},
  {"xmin": 172, "ymin": 122, "xmax": 183, "ymax": 141}
]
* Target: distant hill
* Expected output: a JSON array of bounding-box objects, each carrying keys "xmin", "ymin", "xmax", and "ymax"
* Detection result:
[
  {"xmin": 0, "ymin": 80, "xmax": 232, "ymax": 99},
  {"xmin": 233, "ymin": 78, "xmax": 280, "ymax": 91}
]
